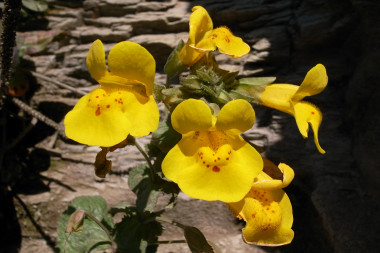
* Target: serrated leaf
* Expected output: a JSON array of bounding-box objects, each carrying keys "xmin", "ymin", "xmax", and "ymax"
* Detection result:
[
  {"xmin": 114, "ymin": 212, "xmax": 162, "ymax": 253},
  {"xmin": 56, "ymin": 196, "xmax": 114, "ymax": 253},
  {"xmin": 183, "ymin": 226, "xmax": 214, "ymax": 253},
  {"xmin": 128, "ymin": 164, "xmax": 180, "ymax": 213},
  {"xmin": 128, "ymin": 165, "xmax": 160, "ymax": 213}
]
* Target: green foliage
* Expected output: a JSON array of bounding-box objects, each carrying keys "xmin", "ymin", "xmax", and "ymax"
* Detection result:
[
  {"xmin": 128, "ymin": 164, "xmax": 180, "ymax": 213},
  {"xmin": 22, "ymin": 0, "xmax": 48, "ymax": 12},
  {"xmin": 113, "ymin": 209, "xmax": 163, "ymax": 253},
  {"xmin": 56, "ymin": 196, "xmax": 114, "ymax": 253},
  {"xmin": 229, "ymin": 76, "xmax": 276, "ymax": 102},
  {"xmin": 183, "ymin": 226, "xmax": 215, "ymax": 253},
  {"xmin": 164, "ymin": 40, "xmax": 187, "ymax": 82}
]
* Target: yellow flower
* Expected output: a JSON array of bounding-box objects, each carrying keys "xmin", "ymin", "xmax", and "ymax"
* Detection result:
[
  {"xmin": 162, "ymin": 99, "xmax": 263, "ymax": 202},
  {"xmin": 179, "ymin": 6, "xmax": 250, "ymax": 66},
  {"xmin": 260, "ymin": 64, "xmax": 328, "ymax": 154},
  {"xmin": 227, "ymin": 159, "xmax": 294, "ymax": 246},
  {"xmin": 64, "ymin": 40, "xmax": 159, "ymax": 147}
]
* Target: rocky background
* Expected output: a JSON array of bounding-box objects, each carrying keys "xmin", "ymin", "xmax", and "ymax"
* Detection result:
[{"xmin": 2, "ymin": 0, "xmax": 380, "ymax": 252}]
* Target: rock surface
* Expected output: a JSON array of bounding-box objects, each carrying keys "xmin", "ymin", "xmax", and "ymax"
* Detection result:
[{"xmin": 4, "ymin": 0, "xmax": 380, "ymax": 252}]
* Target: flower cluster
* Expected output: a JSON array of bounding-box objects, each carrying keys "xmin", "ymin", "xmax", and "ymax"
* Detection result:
[{"xmin": 63, "ymin": 5, "xmax": 328, "ymax": 251}]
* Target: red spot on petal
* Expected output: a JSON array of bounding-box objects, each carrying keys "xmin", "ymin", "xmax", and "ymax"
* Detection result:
[
  {"xmin": 95, "ymin": 106, "xmax": 101, "ymax": 116},
  {"xmin": 203, "ymin": 161, "xmax": 206, "ymax": 164},
  {"xmin": 217, "ymin": 157, "xmax": 221, "ymax": 160},
  {"xmin": 226, "ymin": 157, "xmax": 229, "ymax": 160},
  {"xmin": 96, "ymin": 96, "xmax": 99, "ymax": 98},
  {"xmin": 251, "ymin": 213, "xmax": 256, "ymax": 218},
  {"xmin": 311, "ymin": 111, "xmax": 315, "ymax": 115},
  {"xmin": 106, "ymin": 105, "xmax": 110, "ymax": 108},
  {"xmin": 212, "ymin": 166, "xmax": 220, "ymax": 172},
  {"xmin": 206, "ymin": 165, "xmax": 210, "ymax": 168}
]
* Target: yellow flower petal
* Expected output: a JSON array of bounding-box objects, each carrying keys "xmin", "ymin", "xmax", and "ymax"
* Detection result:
[
  {"xmin": 294, "ymin": 101, "xmax": 325, "ymax": 154},
  {"xmin": 210, "ymin": 27, "xmax": 250, "ymax": 58},
  {"xmin": 64, "ymin": 87, "xmax": 133, "ymax": 147},
  {"xmin": 161, "ymin": 133, "xmax": 199, "ymax": 183},
  {"xmin": 188, "ymin": 6, "xmax": 214, "ymax": 50},
  {"xmin": 171, "ymin": 133, "xmax": 262, "ymax": 202},
  {"xmin": 86, "ymin": 39, "xmax": 109, "ymax": 82},
  {"xmin": 260, "ymin": 84, "xmax": 298, "ymax": 114},
  {"xmin": 253, "ymin": 161, "xmax": 294, "ymax": 190},
  {"xmin": 127, "ymin": 94, "xmax": 159, "ymax": 137},
  {"xmin": 228, "ymin": 188, "xmax": 294, "ymax": 246},
  {"xmin": 64, "ymin": 86, "xmax": 158, "ymax": 147},
  {"xmin": 107, "ymin": 41, "xmax": 156, "ymax": 95},
  {"xmin": 171, "ymin": 99, "xmax": 213, "ymax": 134},
  {"xmin": 178, "ymin": 41, "xmax": 206, "ymax": 66},
  {"xmin": 293, "ymin": 64, "xmax": 328, "ymax": 102},
  {"xmin": 216, "ymin": 99, "xmax": 255, "ymax": 134}
]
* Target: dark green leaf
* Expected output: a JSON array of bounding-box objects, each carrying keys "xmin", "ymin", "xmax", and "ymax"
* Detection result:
[
  {"xmin": 128, "ymin": 164, "xmax": 160, "ymax": 213},
  {"xmin": 113, "ymin": 212, "xmax": 162, "ymax": 253},
  {"xmin": 128, "ymin": 163, "xmax": 180, "ymax": 213},
  {"xmin": 183, "ymin": 226, "xmax": 214, "ymax": 253},
  {"xmin": 151, "ymin": 116, "xmax": 181, "ymax": 153},
  {"xmin": 56, "ymin": 196, "xmax": 114, "ymax": 253}
]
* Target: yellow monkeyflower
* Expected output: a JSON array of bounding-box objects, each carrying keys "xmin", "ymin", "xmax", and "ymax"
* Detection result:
[
  {"xmin": 228, "ymin": 159, "xmax": 294, "ymax": 246},
  {"xmin": 260, "ymin": 64, "xmax": 328, "ymax": 154},
  {"xmin": 162, "ymin": 99, "xmax": 263, "ymax": 202},
  {"xmin": 64, "ymin": 40, "xmax": 159, "ymax": 147},
  {"xmin": 179, "ymin": 6, "xmax": 250, "ymax": 66}
]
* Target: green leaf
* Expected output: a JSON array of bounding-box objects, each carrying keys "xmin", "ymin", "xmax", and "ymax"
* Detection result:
[
  {"xmin": 151, "ymin": 116, "xmax": 181, "ymax": 153},
  {"xmin": 22, "ymin": 0, "xmax": 48, "ymax": 12},
  {"xmin": 128, "ymin": 164, "xmax": 161, "ymax": 213},
  {"xmin": 183, "ymin": 226, "xmax": 215, "ymax": 253},
  {"xmin": 238, "ymin": 76, "xmax": 276, "ymax": 86},
  {"xmin": 128, "ymin": 164, "xmax": 180, "ymax": 213},
  {"xmin": 229, "ymin": 77, "xmax": 276, "ymax": 103},
  {"xmin": 114, "ymin": 212, "xmax": 162, "ymax": 253},
  {"xmin": 56, "ymin": 196, "xmax": 114, "ymax": 253},
  {"xmin": 164, "ymin": 40, "xmax": 187, "ymax": 81}
]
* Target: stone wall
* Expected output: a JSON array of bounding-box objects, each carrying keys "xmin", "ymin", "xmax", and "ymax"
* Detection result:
[{"xmin": 13, "ymin": 0, "xmax": 380, "ymax": 252}]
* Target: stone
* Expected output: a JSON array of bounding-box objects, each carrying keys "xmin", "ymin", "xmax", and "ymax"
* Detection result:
[{"xmin": 70, "ymin": 26, "xmax": 131, "ymax": 43}]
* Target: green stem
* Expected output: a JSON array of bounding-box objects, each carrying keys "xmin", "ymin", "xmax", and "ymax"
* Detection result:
[
  {"xmin": 130, "ymin": 136, "xmax": 156, "ymax": 181},
  {"xmin": 156, "ymin": 216, "xmax": 187, "ymax": 230},
  {"xmin": 151, "ymin": 240, "xmax": 187, "ymax": 245},
  {"xmin": 84, "ymin": 211, "xmax": 116, "ymax": 249}
]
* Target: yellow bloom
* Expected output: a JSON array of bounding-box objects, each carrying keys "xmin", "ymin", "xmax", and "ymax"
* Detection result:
[
  {"xmin": 162, "ymin": 99, "xmax": 263, "ymax": 202},
  {"xmin": 179, "ymin": 6, "xmax": 250, "ymax": 66},
  {"xmin": 227, "ymin": 159, "xmax": 294, "ymax": 246},
  {"xmin": 260, "ymin": 64, "xmax": 328, "ymax": 154},
  {"xmin": 64, "ymin": 40, "xmax": 159, "ymax": 147}
]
